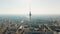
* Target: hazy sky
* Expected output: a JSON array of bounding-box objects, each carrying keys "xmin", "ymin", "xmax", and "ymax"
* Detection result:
[{"xmin": 0, "ymin": 0, "xmax": 60, "ymax": 15}]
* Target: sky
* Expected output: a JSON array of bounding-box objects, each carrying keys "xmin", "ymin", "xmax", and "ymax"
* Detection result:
[{"xmin": 0, "ymin": 0, "xmax": 60, "ymax": 15}]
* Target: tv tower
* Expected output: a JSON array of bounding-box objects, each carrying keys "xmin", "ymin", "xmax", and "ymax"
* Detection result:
[{"xmin": 29, "ymin": 0, "xmax": 32, "ymax": 29}]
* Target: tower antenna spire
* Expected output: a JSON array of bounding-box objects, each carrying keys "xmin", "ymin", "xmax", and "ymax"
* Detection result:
[{"xmin": 29, "ymin": 0, "xmax": 31, "ymax": 16}]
